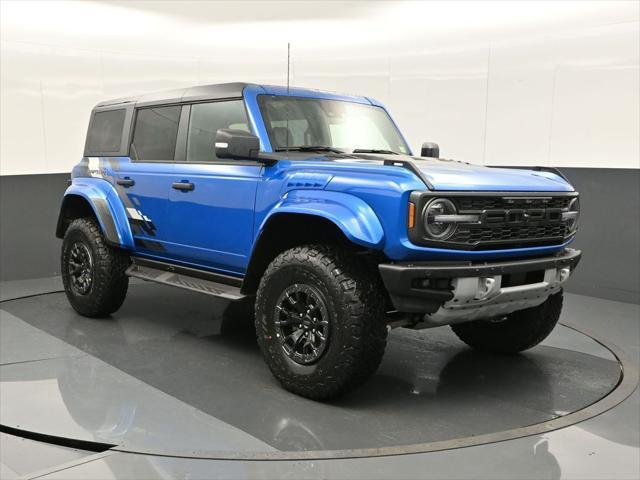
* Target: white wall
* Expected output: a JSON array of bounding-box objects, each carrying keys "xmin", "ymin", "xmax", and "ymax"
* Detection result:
[{"xmin": 1, "ymin": 0, "xmax": 638, "ymax": 175}]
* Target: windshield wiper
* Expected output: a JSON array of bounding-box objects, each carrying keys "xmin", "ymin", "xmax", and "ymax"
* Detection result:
[
  {"xmin": 275, "ymin": 146, "xmax": 346, "ymax": 154},
  {"xmin": 352, "ymin": 148, "xmax": 399, "ymax": 155}
]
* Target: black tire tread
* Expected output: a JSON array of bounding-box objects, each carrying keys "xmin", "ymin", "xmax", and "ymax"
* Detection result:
[
  {"xmin": 255, "ymin": 244, "xmax": 387, "ymax": 400},
  {"xmin": 61, "ymin": 217, "xmax": 129, "ymax": 317}
]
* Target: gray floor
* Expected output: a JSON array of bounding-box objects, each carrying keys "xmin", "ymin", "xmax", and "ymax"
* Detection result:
[{"xmin": 0, "ymin": 277, "xmax": 638, "ymax": 479}]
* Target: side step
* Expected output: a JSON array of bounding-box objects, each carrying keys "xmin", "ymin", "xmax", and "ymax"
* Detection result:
[{"xmin": 126, "ymin": 258, "xmax": 246, "ymax": 301}]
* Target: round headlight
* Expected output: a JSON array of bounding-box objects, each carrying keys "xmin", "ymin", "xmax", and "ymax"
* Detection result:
[
  {"xmin": 423, "ymin": 198, "xmax": 457, "ymax": 240},
  {"xmin": 566, "ymin": 197, "xmax": 580, "ymax": 234}
]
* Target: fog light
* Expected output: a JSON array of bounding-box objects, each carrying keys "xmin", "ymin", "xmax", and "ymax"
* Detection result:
[
  {"xmin": 413, "ymin": 278, "xmax": 452, "ymax": 290},
  {"xmin": 475, "ymin": 277, "xmax": 496, "ymax": 300}
]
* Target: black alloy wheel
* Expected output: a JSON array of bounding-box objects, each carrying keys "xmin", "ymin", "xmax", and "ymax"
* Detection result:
[
  {"xmin": 68, "ymin": 241, "xmax": 94, "ymax": 295},
  {"xmin": 274, "ymin": 283, "xmax": 330, "ymax": 365}
]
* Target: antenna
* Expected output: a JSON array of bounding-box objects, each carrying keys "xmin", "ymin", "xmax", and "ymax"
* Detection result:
[{"xmin": 287, "ymin": 42, "xmax": 291, "ymax": 95}]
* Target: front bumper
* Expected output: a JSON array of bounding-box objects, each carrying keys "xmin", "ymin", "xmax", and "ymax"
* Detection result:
[{"xmin": 379, "ymin": 248, "xmax": 582, "ymax": 321}]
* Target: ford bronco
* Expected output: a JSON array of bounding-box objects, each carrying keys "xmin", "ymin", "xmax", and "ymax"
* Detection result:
[{"xmin": 57, "ymin": 83, "xmax": 581, "ymax": 399}]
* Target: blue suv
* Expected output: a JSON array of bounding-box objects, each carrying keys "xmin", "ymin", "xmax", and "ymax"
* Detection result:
[{"xmin": 57, "ymin": 83, "xmax": 581, "ymax": 399}]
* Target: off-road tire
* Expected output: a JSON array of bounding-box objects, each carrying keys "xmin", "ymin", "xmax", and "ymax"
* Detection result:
[
  {"xmin": 450, "ymin": 292, "xmax": 563, "ymax": 354},
  {"xmin": 61, "ymin": 217, "xmax": 130, "ymax": 317},
  {"xmin": 255, "ymin": 245, "xmax": 387, "ymax": 400}
]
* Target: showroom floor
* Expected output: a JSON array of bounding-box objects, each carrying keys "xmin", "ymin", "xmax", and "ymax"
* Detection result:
[{"xmin": 0, "ymin": 277, "xmax": 638, "ymax": 479}]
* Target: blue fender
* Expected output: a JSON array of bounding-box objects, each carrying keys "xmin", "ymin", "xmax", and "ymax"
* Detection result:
[
  {"xmin": 61, "ymin": 177, "xmax": 135, "ymax": 249},
  {"xmin": 260, "ymin": 190, "xmax": 384, "ymax": 248}
]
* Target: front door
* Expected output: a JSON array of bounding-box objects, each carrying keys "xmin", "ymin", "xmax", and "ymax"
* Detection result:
[{"xmin": 166, "ymin": 100, "xmax": 262, "ymax": 275}]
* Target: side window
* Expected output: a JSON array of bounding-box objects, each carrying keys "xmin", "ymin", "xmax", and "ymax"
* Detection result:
[
  {"xmin": 86, "ymin": 109, "xmax": 126, "ymax": 154},
  {"xmin": 131, "ymin": 106, "xmax": 181, "ymax": 161},
  {"xmin": 187, "ymin": 100, "xmax": 250, "ymax": 162}
]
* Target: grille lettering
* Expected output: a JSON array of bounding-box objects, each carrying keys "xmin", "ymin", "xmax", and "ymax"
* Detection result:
[{"xmin": 479, "ymin": 208, "xmax": 563, "ymax": 225}]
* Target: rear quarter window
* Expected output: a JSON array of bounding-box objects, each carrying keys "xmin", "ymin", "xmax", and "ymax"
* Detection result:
[
  {"xmin": 130, "ymin": 106, "xmax": 181, "ymax": 161},
  {"xmin": 85, "ymin": 109, "xmax": 126, "ymax": 154}
]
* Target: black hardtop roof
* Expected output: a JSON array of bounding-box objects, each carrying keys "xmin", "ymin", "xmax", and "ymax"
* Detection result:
[{"xmin": 95, "ymin": 82, "xmax": 255, "ymax": 109}]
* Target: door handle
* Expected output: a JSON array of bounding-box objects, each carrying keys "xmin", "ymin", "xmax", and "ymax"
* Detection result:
[
  {"xmin": 172, "ymin": 181, "xmax": 195, "ymax": 192},
  {"xmin": 116, "ymin": 177, "xmax": 135, "ymax": 188}
]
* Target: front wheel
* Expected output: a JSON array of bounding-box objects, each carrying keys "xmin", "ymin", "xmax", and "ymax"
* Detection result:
[
  {"xmin": 450, "ymin": 292, "xmax": 563, "ymax": 354},
  {"xmin": 255, "ymin": 245, "xmax": 388, "ymax": 400},
  {"xmin": 61, "ymin": 217, "xmax": 130, "ymax": 317}
]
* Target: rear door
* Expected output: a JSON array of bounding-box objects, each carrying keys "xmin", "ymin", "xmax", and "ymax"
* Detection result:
[
  {"xmin": 165, "ymin": 99, "xmax": 262, "ymax": 275},
  {"xmin": 113, "ymin": 105, "xmax": 181, "ymax": 258}
]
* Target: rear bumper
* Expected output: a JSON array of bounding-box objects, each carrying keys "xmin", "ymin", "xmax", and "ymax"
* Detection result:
[{"xmin": 379, "ymin": 248, "xmax": 582, "ymax": 315}]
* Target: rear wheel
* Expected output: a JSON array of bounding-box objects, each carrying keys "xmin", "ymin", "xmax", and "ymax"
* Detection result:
[
  {"xmin": 61, "ymin": 218, "xmax": 130, "ymax": 317},
  {"xmin": 255, "ymin": 245, "xmax": 387, "ymax": 400},
  {"xmin": 450, "ymin": 292, "xmax": 563, "ymax": 354}
]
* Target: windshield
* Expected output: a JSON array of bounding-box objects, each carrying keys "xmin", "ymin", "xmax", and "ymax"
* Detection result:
[{"xmin": 258, "ymin": 96, "xmax": 410, "ymax": 154}]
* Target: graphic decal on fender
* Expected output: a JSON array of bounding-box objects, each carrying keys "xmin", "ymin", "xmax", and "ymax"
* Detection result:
[
  {"xmin": 134, "ymin": 238, "xmax": 166, "ymax": 252},
  {"xmin": 82, "ymin": 157, "xmax": 161, "ymax": 244},
  {"xmin": 88, "ymin": 157, "xmax": 105, "ymax": 178},
  {"xmin": 126, "ymin": 207, "xmax": 151, "ymax": 222}
]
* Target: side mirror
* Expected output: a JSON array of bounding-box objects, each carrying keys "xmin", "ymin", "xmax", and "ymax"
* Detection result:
[
  {"xmin": 421, "ymin": 142, "xmax": 440, "ymax": 158},
  {"xmin": 215, "ymin": 129, "xmax": 260, "ymax": 159}
]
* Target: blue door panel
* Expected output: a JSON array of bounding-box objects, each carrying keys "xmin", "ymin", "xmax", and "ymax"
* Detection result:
[
  {"xmin": 166, "ymin": 163, "xmax": 262, "ymax": 273},
  {"xmin": 100, "ymin": 157, "xmax": 175, "ymax": 258}
]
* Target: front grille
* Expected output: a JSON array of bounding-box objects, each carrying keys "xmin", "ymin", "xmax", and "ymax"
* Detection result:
[
  {"xmin": 455, "ymin": 196, "xmax": 572, "ymax": 211},
  {"xmin": 451, "ymin": 223, "xmax": 569, "ymax": 246},
  {"xmin": 408, "ymin": 192, "xmax": 578, "ymax": 250},
  {"xmin": 449, "ymin": 195, "xmax": 573, "ymax": 248}
]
